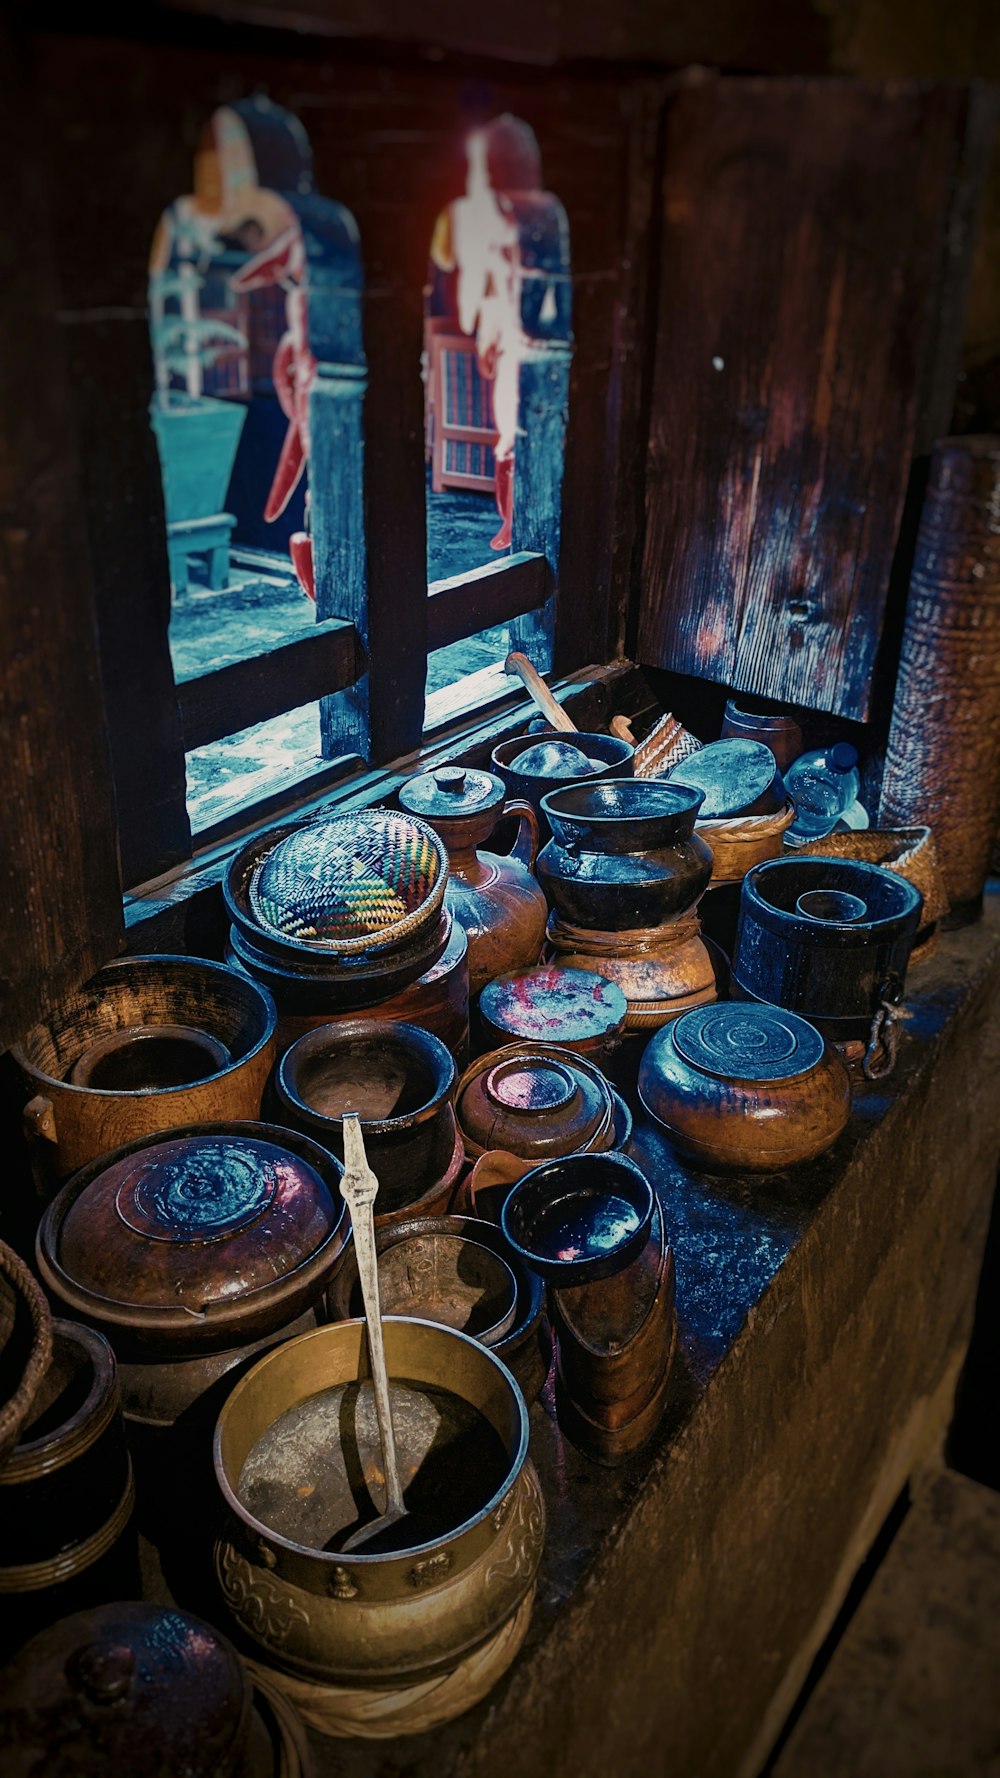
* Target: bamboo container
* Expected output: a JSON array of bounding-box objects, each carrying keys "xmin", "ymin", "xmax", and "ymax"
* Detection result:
[{"xmin": 878, "ymin": 435, "xmax": 1000, "ymax": 922}]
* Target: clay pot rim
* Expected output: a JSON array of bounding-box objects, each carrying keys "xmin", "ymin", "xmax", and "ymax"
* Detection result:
[
  {"xmin": 2, "ymin": 1321, "xmax": 117, "ymax": 1478},
  {"xmin": 11, "ymin": 955, "xmax": 277, "ymax": 1099},
  {"xmin": 374, "ymin": 1231, "xmax": 519, "ymax": 1346},
  {"xmin": 275, "ymin": 1018, "xmax": 456, "ymax": 1136},
  {"xmin": 500, "ymin": 1151, "xmax": 655, "ymax": 1283},
  {"xmin": 34, "ymin": 1122, "xmax": 349, "ymax": 1346},
  {"xmin": 491, "ymin": 729, "xmax": 634, "ymax": 775},
  {"xmin": 213, "ymin": 1316, "xmax": 530, "ymax": 1567},
  {"xmin": 743, "ymin": 855, "xmax": 923, "ymax": 940},
  {"xmin": 540, "ymin": 779, "xmax": 705, "ymax": 850}
]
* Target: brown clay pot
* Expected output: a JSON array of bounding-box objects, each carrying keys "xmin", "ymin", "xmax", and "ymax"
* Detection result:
[
  {"xmin": 720, "ymin": 698, "xmax": 804, "ymax": 773},
  {"xmin": 12, "ymin": 956, "xmax": 277, "ymax": 1187},
  {"xmin": 638, "ymin": 1002, "xmax": 851, "ymax": 1171},
  {"xmin": 455, "ymin": 1043, "xmax": 616, "ymax": 1163},
  {"xmin": 399, "ymin": 767, "xmax": 548, "ymax": 997}
]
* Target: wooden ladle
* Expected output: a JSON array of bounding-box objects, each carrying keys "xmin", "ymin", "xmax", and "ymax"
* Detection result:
[
  {"xmin": 337, "ymin": 1114, "xmax": 408, "ymax": 1552},
  {"xmin": 504, "ymin": 651, "xmax": 578, "ymax": 733}
]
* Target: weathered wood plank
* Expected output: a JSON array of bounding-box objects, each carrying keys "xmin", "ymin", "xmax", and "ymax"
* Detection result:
[
  {"xmin": 427, "ymin": 552, "xmax": 548, "ymax": 652},
  {"xmin": 178, "ymin": 617, "xmax": 361, "ymax": 751},
  {"xmin": 0, "ymin": 26, "xmax": 124, "ymax": 1049},
  {"xmin": 638, "ymin": 76, "xmax": 993, "ymax": 721}
]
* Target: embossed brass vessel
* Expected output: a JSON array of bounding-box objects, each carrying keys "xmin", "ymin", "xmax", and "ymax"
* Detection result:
[{"xmin": 213, "ymin": 1319, "xmax": 544, "ymax": 1734}]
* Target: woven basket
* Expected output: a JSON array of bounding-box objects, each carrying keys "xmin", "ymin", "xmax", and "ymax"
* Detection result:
[
  {"xmin": 612, "ymin": 713, "xmax": 703, "ymax": 779},
  {"xmin": 786, "ymin": 827, "xmax": 948, "ymax": 954},
  {"xmin": 0, "ymin": 1239, "xmax": 53, "ymax": 1471},
  {"xmin": 698, "ymin": 800, "xmax": 796, "ymax": 884}
]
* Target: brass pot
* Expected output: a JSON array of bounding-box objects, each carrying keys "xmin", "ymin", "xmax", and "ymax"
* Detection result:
[{"xmin": 214, "ymin": 1319, "xmax": 544, "ymax": 1693}]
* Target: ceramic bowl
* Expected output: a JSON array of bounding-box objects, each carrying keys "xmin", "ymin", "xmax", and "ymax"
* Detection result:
[{"xmin": 500, "ymin": 1151, "xmax": 655, "ymax": 1284}]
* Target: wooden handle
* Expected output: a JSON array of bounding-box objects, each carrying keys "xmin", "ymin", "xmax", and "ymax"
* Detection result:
[
  {"xmin": 504, "ymin": 652, "xmax": 577, "ymax": 732},
  {"xmin": 340, "ymin": 1117, "xmax": 405, "ymax": 1516},
  {"xmin": 610, "ymin": 715, "xmax": 636, "ymax": 745}
]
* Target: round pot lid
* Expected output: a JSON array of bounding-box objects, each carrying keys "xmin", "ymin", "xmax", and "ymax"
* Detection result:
[
  {"xmin": 668, "ymin": 739, "xmax": 781, "ymax": 818},
  {"xmin": 0, "ymin": 1603, "xmax": 252, "ymax": 1778},
  {"xmin": 479, "ymin": 967, "xmax": 628, "ymax": 1048},
  {"xmin": 57, "ymin": 1131, "xmax": 341, "ymax": 1313},
  {"xmin": 672, "ymin": 1003, "xmax": 826, "ymax": 1082},
  {"xmin": 249, "ymin": 807, "xmax": 447, "ymax": 954},
  {"xmin": 457, "ymin": 1044, "xmax": 613, "ymax": 1159},
  {"xmin": 399, "ymin": 765, "xmax": 506, "ymax": 822}
]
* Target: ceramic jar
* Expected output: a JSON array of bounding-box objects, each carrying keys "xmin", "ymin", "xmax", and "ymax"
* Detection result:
[
  {"xmin": 11, "ymin": 956, "xmax": 277, "ymax": 1187},
  {"xmin": 455, "ymin": 1043, "xmax": 617, "ymax": 1162},
  {"xmin": 36, "ymin": 1123, "xmax": 350, "ymax": 1371},
  {"xmin": 213, "ymin": 1319, "xmax": 544, "ymax": 1738},
  {"xmin": 732, "ymin": 857, "xmax": 923, "ymax": 1044},
  {"xmin": 638, "ymin": 1002, "xmax": 852, "ymax": 1171},
  {"xmin": 0, "ymin": 1602, "xmax": 293, "ymax": 1778},
  {"xmin": 537, "ymin": 781, "xmax": 713, "ymax": 931},
  {"xmin": 269, "ymin": 1019, "xmax": 462, "ymax": 1221},
  {"xmin": 399, "ymin": 766, "xmax": 548, "ymax": 997},
  {"xmin": 721, "ymin": 698, "xmax": 803, "ymax": 773}
]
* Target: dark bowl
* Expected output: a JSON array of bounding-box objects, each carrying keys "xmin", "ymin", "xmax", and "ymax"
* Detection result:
[
  {"xmin": 269, "ymin": 1019, "xmax": 458, "ymax": 1213},
  {"xmin": 540, "ymin": 780, "xmax": 705, "ymax": 853},
  {"xmin": 226, "ymin": 910, "xmax": 452, "ymax": 1011},
  {"xmin": 500, "ymin": 1152, "xmax": 655, "ymax": 1285},
  {"xmin": 491, "ymin": 730, "xmax": 634, "ymax": 842}
]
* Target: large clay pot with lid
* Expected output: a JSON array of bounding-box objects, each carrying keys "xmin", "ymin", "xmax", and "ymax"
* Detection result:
[
  {"xmin": 36, "ymin": 1123, "xmax": 349, "ymax": 1364},
  {"xmin": 399, "ymin": 766, "xmax": 548, "ymax": 996},
  {"xmin": 638, "ymin": 1002, "xmax": 851, "ymax": 1171},
  {"xmin": 537, "ymin": 781, "xmax": 713, "ymax": 930},
  {"xmin": 0, "ymin": 1600, "xmax": 300, "ymax": 1777}
]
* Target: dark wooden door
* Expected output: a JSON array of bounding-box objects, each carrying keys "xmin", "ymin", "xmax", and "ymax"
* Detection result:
[
  {"xmin": 637, "ymin": 76, "xmax": 995, "ymax": 720},
  {"xmin": 0, "ymin": 31, "xmax": 124, "ymax": 1051}
]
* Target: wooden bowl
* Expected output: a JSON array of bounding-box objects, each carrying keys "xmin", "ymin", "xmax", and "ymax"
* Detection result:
[
  {"xmin": 501, "ymin": 1152, "xmax": 655, "ymax": 1285},
  {"xmin": 12, "ymin": 956, "xmax": 277, "ymax": 1184}
]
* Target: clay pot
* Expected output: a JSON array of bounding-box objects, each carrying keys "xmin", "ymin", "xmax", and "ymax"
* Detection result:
[
  {"xmin": 0, "ymin": 1601, "xmax": 297, "ymax": 1778},
  {"xmin": 478, "ymin": 965, "xmax": 628, "ymax": 1059},
  {"xmin": 36, "ymin": 1122, "xmax": 349, "ymax": 1362},
  {"xmin": 733, "ymin": 856, "xmax": 923, "ymax": 1043},
  {"xmin": 213, "ymin": 1319, "xmax": 544, "ymax": 1735},
  {"xmin": 399, "ymin": 766, "xmax": 548, "ymax": 997},
  {"xmin": 720, "ymin": 698, "xmax": 804, "ymax": 773},
  {"xmin": 269, "ymin": 1020, "xmax": 458, "ymax": 1216},
  {"xmin": 12, "ymin": 957, "xmax": 277, "ymax": 1186},
  {"xmin": 455, "ymin": 1043, "xmax": 616, "ymax": 1163},
  {"xmin": 638, "ymin": 1002, "xmax": 851, "ymax": 1171},
  {"xmin": 500, "ymin": 1151, "xmax": 655, "ymax": 1286},
  {"xmin": 491, "ymin": 728, "xmax": 634, "ymax": 843},
  {"xmin": 0, "ymin": 1323, "xmax": 137, "ymax": 1656},
  {"xmin": 537, "ymin": 781, "xmax": 713, "ymax": 931},
  {"xmin": 227, "ymin": 913, "xmax": 470, "ymax": 1066},
  {"xmin": 545, "ymin": 912, "xmax": 718, "ymax": 1030}
]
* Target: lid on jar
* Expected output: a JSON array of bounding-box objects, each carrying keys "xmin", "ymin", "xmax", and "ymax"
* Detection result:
[
  {"xmin": 57, "ymin": 1131, "xmax": 341, "ymax": 1312},
  {"xmin": 456, "ymin": 1044, "xmax": 613, "ymax": 1160},
  {"xmin": 0, "ymin": 1603, "xmax": 252, "ymax": 1778},
  {"xmin": 672, "ymin": 1003, "xmax": 826, "ymax": 1083},
  {"xmin": 248, "ymin": 807, "xmax": 447, "ymax": 954},
  {"xmin": 399, "ymin": 765, "xmax": 506, "ymax": 822},
  {"xmin": 480, "ymin": 967, "xmax": 628, "ymax": 1048},
  {"xmin": 668, "ymin": 739, "xmax": 781, "ymax": 818}
]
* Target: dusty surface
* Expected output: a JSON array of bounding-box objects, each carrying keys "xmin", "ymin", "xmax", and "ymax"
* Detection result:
[{"xmin": 773, "ymin": 1466, "xmax": 1000, "ymax": 1778}]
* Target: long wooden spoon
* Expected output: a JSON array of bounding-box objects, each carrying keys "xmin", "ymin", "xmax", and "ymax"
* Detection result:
[
  {"xmin": 338, "ymin": 1114, "xmax": 407, "ymax": 1552},
  {"xmin": 504, "ymin": 651, "xmax": 578, "ymax": 733}
]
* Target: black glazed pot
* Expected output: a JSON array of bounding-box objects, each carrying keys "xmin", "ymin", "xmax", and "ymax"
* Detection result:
[
  {"xmin": 491, "ymin": 729, "xmax": 634, "ymax": 844},
  {"xmin": 500, "ymin": 1151, "xmax": 655, "ymax": 1285},
  {"xmin": 536, "ymin": 781, "xmax": 712, "ymax": 930},
  {"xmin": 268, "ymin": 1019, "xmax": 458, "ymax": 1214},
  {"xmin": 732, "ymin": 855, "xmax": 923, "ymax": 1040}
]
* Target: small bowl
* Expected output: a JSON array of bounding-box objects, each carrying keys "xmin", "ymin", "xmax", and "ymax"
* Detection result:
[
  {"xmin": 368, "ymin": 1233, "xmax": 518, "ymax": 1346},
  {"xmin": 501, "ymin": 1152, "xmax": 655, "ymax": 1285}
]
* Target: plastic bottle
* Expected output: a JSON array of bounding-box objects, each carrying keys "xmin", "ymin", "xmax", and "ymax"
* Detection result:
[{"xmin": 785, "ymin": 742, "xmax": 862, "ymax": 841}]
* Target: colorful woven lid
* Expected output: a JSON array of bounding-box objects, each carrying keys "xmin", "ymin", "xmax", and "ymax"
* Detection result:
[{"xmin": 248, "ymin": 807, "xmax": 447, "ymax": 955}]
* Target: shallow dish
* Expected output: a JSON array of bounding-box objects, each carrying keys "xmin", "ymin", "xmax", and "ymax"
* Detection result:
[{"xmin": 500, "ymin": 1152, "xmax": 655, "ymax": 1284}]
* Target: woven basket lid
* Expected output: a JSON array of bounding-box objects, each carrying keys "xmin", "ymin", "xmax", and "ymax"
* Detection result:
[{"xmin": 248, "ymin": 807, "xmax": 447, "ymax": 955}]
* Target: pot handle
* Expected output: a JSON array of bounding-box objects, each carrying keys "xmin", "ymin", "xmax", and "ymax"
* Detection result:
[{"xmin": 502, "ymin": 798, "xmax": 540, "ymax": 871}]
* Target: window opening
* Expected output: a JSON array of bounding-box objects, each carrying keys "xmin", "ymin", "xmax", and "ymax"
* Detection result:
[
  {"xmin": 422, "ymin": 113, "xmax": 572, "ymax": 717},
  {"xmin": 148, "ymin": 96, "xmax": 366, "ymax": 833}
]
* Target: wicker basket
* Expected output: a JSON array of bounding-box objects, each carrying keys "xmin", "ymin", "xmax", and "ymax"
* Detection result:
[
  {"xmin": 697, "ymin": 800, "xmax": 796, "ymax": 884},
  {"xmin": 0, "ymin": 1239, "xmax": 53, "ymax": 1471}
]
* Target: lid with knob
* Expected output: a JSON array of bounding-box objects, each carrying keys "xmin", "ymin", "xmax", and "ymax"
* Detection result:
[
  {"xmin": 399, "ymin": 765, "xmax": 507, "ymax": 824},
  {"xmin": 0, "ymin": 1603, "xmax": 255, "ymax": 1777}
]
